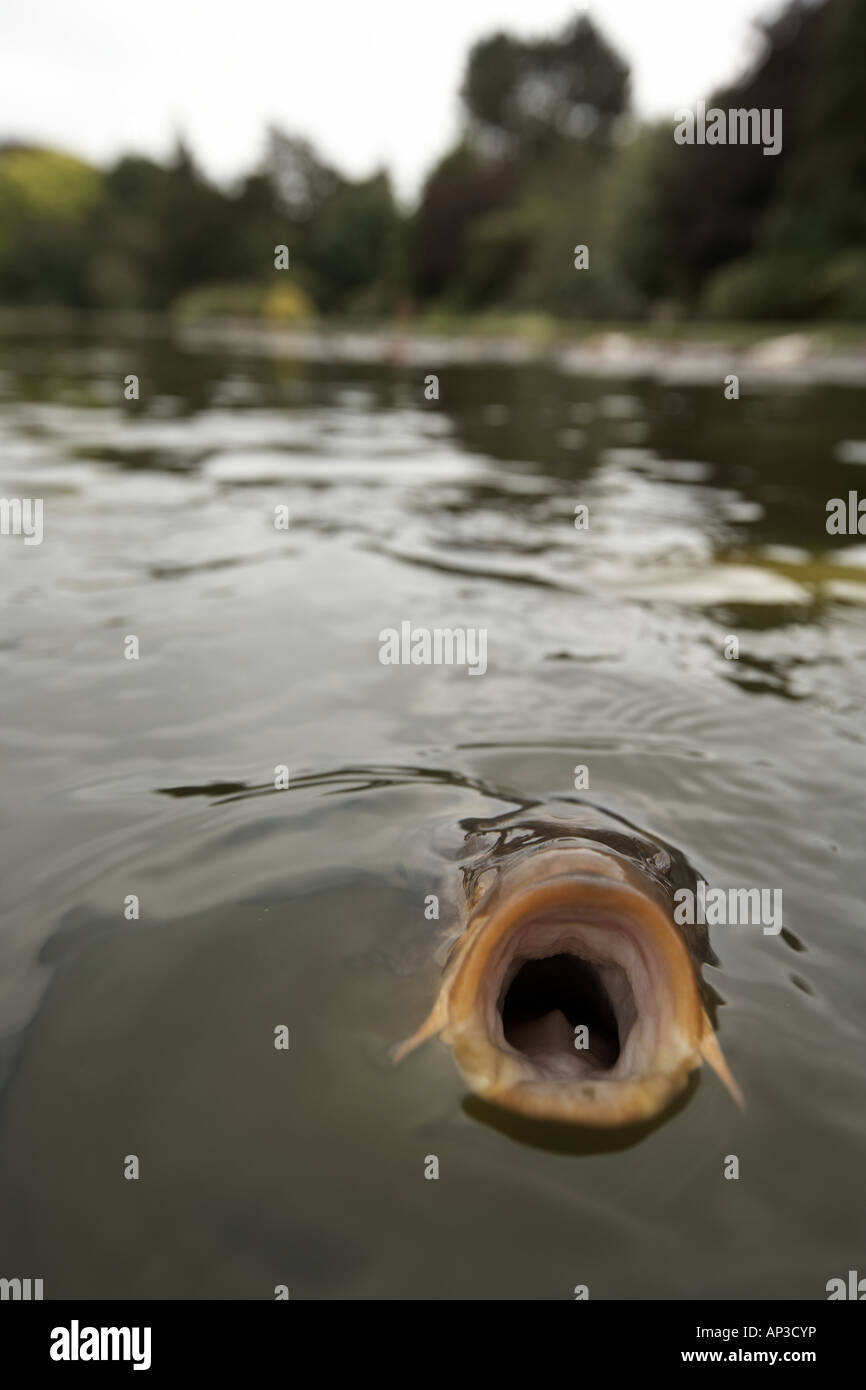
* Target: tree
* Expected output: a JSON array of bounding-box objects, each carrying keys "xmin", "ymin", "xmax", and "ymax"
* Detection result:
[
  {"xmin": 761, "ymin": 0, "xmax": 866, "ymax": 257},
  {"xmin": 698, "ymin": 0, "xmax": 866, "ymax": 318},
  {"xmin": 0, "ymin": 146, "xmax": 102, "ymax": 305},
  {"xmin": 412, "ymin": 143, "xmax": 521, "ymax": 302},
  {"xmin": 627, "ymin": 0, "xmax": 831, "ymax": 310},
  {"xmin": 306, "ymin": 170, "xmax": 405, "ymax": 315},
  {"xmin": 462, "ymin": 13, "xmax": 630, "ymax": 159}
]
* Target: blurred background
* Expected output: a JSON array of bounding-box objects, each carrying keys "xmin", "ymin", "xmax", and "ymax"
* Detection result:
[{"xmin": 0, "ymin": 0, "xmax": 864, "ymax": 328}]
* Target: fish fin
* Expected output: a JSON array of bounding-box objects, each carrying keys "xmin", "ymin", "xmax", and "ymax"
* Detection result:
[
  {"xmin": 700, "ymin": 1021, "xmax": 744, "ymax": 1108},
  {"xmin": 391, "ymin": 994, "xmax": 449, "ymax": 1064}
]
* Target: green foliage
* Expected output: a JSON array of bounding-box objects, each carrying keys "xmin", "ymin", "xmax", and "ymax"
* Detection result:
[
  {"xmin": 600, "ymin": 124, "xmax": 676, "ymax": 307},
  {"xmin": 0, "ymin": 2, "xmax": 862, "ymax": 323},
  {"xmin": 484, "ymin": 142, "xmax": 641, "ymax": 317},
  {"xmin": 415, "ymin": 14, "xmax": 634, "ymax": 319},
  {"xmin": 87, "ymin": 144, "xmax": 249, "ymax": 309},
  {"xmin": 760, "ymin": 0, "xmax": 866, "ymax": 256},
  {"xmin": 462, "ymin": 14, "xmax": 630, "ymax": 157},
  {"xmin": 820, "ymin": 252, "xmax": 866, "ymax": 320},
  {"xmin": 701, "ymin": 253, "xmax": 829, "ymax": 320},
  {"xmin": 0, "ymin": 147, "xmax": 102, "ymax": 305},
  {"xmin": 703, "ymin": 249, "xmax": 866, "ymax": 321},
  {"xmin": 411, "ymin": 142, "xmax": 521, "ymax": 303},
  {"xmin": 306, "ymin": 171, "xmax": 404, "ymax": 315},
  {"xmin": 696, "ymin": 0, "xmax": 866, "ymax": 320}
]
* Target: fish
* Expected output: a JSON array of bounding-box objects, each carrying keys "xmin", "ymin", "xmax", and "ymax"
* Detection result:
[{"xmin": 394, "ymin": 801, "xmax": 742, "ymax": 1127}]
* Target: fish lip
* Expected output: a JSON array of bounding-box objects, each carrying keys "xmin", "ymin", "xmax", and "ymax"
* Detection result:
[{"xmin": 446, "ymin": 872, "xmax": 705, "ymax": 1126}]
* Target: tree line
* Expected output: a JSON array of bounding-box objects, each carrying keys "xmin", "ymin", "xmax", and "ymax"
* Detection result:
[{"xmin": 0, "ymin": 0, "xmax": 862, "ymax": 323}]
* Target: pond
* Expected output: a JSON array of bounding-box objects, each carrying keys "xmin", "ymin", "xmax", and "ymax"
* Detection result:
[{"xmin": 0, "ymin": 332, "xmax": 864, "ymax": 1298}]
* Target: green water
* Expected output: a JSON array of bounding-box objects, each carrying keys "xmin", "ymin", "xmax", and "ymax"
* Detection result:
[{"xmin": 0, "ymin": 334, "xmax": 864, "ymax": 1298}]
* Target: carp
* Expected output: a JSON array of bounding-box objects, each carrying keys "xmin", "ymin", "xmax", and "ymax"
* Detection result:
[{"xmin": 395, "ymin": 802, "xmax": 741, "ymax": 1127}]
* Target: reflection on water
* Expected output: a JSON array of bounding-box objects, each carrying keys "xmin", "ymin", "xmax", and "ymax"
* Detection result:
[
  {"xmin": 463, "ymin": 1075, "xmax": 701, "ymax": 1157},
  {"xmin": 0, "ymin": 334, "xmax": 865, "ymax": 1298}
]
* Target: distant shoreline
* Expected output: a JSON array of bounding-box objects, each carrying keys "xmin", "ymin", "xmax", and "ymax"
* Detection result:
[{"xmin": 2, "ymin": 308, "xmax": 866, "ymax": 385}]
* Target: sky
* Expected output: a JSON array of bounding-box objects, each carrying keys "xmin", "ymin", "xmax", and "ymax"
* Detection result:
[{"xmin": 1, "ymin": 0, "xmax": 785, "ymax": 202}]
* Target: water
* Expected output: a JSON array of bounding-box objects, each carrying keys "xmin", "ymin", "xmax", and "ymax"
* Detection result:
[{"xmin": 1, "ymin": 333, "xmax": 865, "ymax": 1299}]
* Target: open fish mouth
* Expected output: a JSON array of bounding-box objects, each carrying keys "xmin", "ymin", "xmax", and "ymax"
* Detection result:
[
  {"xmin": 503, "ymin": 951, "xmax": 631, "ymax": 1078},
  {"xmin": 396, "ymin": 827, "xmax": 742, "ymax": 1128}
]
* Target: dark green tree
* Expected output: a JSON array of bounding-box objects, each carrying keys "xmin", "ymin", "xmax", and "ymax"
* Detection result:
[{"xmin": 462, "ymin": 13, "xmax": 630, "ymax": 158}]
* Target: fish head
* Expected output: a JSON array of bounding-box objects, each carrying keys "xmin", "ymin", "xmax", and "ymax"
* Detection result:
[{"xmin": 396, "ymin": 807, "xmax": 740, "ymax": 1127}]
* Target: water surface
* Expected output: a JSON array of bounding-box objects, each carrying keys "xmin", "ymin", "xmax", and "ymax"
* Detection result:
[{"xmin": 1, "ymin": 334, "xmax": 865, "ymax": 1298}]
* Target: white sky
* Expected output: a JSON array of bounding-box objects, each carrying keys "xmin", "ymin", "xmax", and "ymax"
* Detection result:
[{"xmin": 1, "ymin": 0, "xmax": 784, "ymax": 202}]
